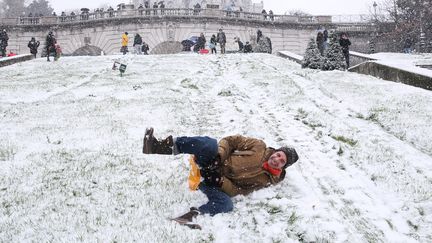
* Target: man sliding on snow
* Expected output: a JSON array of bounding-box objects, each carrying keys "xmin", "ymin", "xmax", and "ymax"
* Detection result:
[{"xmin": 143, "ymin": 128, "xmax": 299, "ymax": 229}]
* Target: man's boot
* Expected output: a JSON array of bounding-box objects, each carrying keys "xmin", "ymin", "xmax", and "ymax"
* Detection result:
[
  {"xmin": 142, "ymin": 127, "xmax": 173, "ymax": 154},
  {"xmin": 171, "ymin": 207, "xmax": 201, "ymax": 230}
]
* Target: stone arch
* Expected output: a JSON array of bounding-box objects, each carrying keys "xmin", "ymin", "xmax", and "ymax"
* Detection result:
[
  {"xmin": 72, "ymin": 45, "xmax": 104, "ymax": 56},
  {"xmin": 150, "ymin": 41, "xmax": 183, "ymax": 55}
]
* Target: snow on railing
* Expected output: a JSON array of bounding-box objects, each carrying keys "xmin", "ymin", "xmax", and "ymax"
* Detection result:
[{"xmin": 0, "ymin": 8, "xmax": 336, "ymax": 26}]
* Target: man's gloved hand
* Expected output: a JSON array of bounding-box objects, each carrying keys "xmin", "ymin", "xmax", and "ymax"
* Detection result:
[
  {"xmin": 201, "ymin": 169, "xmax": 223, "ymax": 187},
  {"xmin": 205, "ymin": 154, "xmax": 222, "ymax": 171}
]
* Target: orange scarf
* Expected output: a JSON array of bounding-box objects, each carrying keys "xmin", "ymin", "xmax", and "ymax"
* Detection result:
[{"xmin": 262, "ymin": 161, "xmax": 282, "ymax": 177}]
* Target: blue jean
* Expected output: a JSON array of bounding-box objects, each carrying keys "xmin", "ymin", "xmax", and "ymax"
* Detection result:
[{"xmin": 175, "ymin": 136, "xmax": 233, "ymax": 216}]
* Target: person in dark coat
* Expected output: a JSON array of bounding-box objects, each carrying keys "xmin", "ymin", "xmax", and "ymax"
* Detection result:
[
  {"xmin": 144, "ymin": 1, "xmax": 150, "ymax": 15},
  {"xmin": 339, "ymin": 32, "xmax": 351, "ymax": 68},
  {"xmin": 138, "ymin": 4, "xmax": 144, "ymax": 15},
  {"xmin": 107, "ymin": 6, "xmax": 114, "ymax": 17},
  {"xmin": 261, "ymin": 9, "xmax": 267, "ymax": 20},
  {"xmin": 234, "ymin": 37, "xmax": 244, "ymax": 52},
  {"xmin": 193, "ymin": 3, "xmax": 201, "ymax": 15},
  {"xmin": 153, "ymin": 2, "xmax": 158, "ymax": 15},
  {"xmin": 217, "ymin": 29, "xmax": 226, "ymax": 54},
  {"xmin": 141, "ymin": 41, "xmax": 150, "ymax": 55},
  {"xmin": 0, "ymin": 29, "xmax": 8, "ymax": 57},
  {"xmin": 142, "ymin": 128, "xmax": 299, "ymax": 225},
  {"xmin": 196, "ymin": 33, "xmax": 206, "ymax": 51},
  {"xmin": 45, "ymin": 31, "xmax": 56, "ymax": 61},
  {"xmin": 316, "ymin": 31, "xmax": 324, "ymax": 55},
  {"xmin": 323, "ymin": 29, "xmax": 328, "ymax": 50},
  {"xmin": 133, "ymin": 33, "xmax": 143, "ymax": 54},
  {"xmin": 28, "ymin": 37, "xmax": 40, "ymax": 58},
  {"xmin": 209, "ymin": 34, "xmax": 217, "ymax": 54},
  {"xmin": 159, "ymin": 1, "xmax": 165, "ymax": 15},
  {"xmin": 70, "ymin": 11, "xmax": 76, "ymax": 20},
  {"xmin": 403, "ymin": 37, "xmax": 412, "ymax": 53},
  {"xmin": 268, "ymin": 10, "xmax": 274, "ymax": 21},
  {"xmin": 243, "ymin": 41, "xmax": 253, "ymax": 53}
]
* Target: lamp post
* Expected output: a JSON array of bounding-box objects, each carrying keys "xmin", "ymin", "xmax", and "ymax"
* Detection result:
[
  {"xmin": 373, "ymin": 1, "xmax": 378, "ymax": 22},
  {"xmin": 419, "ymin": 0, "xmax": 426, "ymax": 52}
]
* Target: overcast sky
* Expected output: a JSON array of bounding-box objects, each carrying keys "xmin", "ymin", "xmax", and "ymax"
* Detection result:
[{"xmin": 47, "ymin": 0, "xmax": 378, "ymax": 15}]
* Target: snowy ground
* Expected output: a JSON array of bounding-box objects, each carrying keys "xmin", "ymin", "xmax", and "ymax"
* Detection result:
[{"xmin": 1, "ymin": 53, "xmax": 431, "ymax": 242}]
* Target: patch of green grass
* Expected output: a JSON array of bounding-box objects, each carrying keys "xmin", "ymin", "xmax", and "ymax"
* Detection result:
[
  {"xmin": 355, "ymin": 113, "xmax": 365, "ymax": 119},
  {"xmin": 268, "ymin": 206, "xmax": 282, "ymax": 214},
  {"xmin": 366, "ymin": 112, "xmax": 378, "ymax": 122},
  {"xmin": 331, "ymin": 135, "xmax": 358, "ymax": 146},
  {"xmin": 218, "ymin": 90, "xmax": 233, "ymax": 96},
  {"xmin": 295, "ymin": 108, "xmax": 308, "ymax": 120},
  {"xmin": 288, "ymin": 211, "xmax": 299, "ymax": 225}
]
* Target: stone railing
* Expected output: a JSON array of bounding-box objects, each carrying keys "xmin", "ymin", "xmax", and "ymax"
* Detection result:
[
  {"xmin": 0, "ymin": 8, "xmax": 334, "ymax": 26},
  {"xmin": 349, "ymin": 61, "xmax": 432, "ymax": 91},
  {"xmin": 0, "ymin": 54, "xmax": 34, "ymax": 67}
]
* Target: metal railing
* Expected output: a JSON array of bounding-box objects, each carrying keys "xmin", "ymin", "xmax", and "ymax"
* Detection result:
[{"xmin": 0, "ymin": 8, "xmax": 337, "ymax": 26}]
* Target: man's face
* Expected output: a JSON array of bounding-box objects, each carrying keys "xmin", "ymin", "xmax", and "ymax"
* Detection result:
[{"xmin": 268, "ymin": 151, "xmax": 287, "ymax": 169}]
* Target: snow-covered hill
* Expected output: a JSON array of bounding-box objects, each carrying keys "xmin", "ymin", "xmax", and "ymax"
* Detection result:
[{"xmin": 0, "ymin": 53, "xmax": 431, "ymax": 242}]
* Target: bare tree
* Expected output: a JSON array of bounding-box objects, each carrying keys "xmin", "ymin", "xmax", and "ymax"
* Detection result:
[
  {"xmin": 26, "ymin": 0, "xmax": 54, "ymax": 16},
  {"xmin": 373, "ymin": 0, "xmax": 431, "ymax": 52}
]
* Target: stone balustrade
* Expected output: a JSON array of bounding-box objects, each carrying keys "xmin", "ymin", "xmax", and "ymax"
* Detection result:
[{"xmin": 0, "ymin": 8, "xmax": 335, "ymax": 26}]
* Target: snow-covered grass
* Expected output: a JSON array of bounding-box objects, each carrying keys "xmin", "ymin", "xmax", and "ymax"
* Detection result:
[{"xmin": 0, "ymin": 53, "xmax": 431, "ymax": 242}]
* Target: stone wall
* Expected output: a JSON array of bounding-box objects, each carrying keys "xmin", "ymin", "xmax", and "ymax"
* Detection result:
[
  {"xmin": 2, "ymin": 16, "xmax": 333, "ymax": 56},
  {"xmin": 0, "ymin": 11, "xmax": 380, "ymax": 57},
  {"xmin": 349, "ymin": 61, "xmax": 432, "ymax": 91}
]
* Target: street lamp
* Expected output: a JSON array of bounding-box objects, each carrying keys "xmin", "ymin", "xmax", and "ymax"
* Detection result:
[{"xmin": 373, "ymin": 1, "xmax": 378, "ymax": 21}]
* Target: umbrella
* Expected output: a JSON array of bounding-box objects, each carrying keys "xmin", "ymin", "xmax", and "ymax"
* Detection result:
[{"xmin": 81, "ymin": 8, "xmax": 90, "ymax": 12}]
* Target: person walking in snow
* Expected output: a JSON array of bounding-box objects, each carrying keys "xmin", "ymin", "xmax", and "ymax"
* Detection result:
[
  {"xmin": 28, "ymin": 37, "xmax": 40, "ymax": 58},
  {"xmin": 209, "ymin": 34, "xmax": 217, "ymax": 54},
  {"xmin": 339, "ymin": 32, "xmax": 351, "ymax": 68},
  {"xmin": 217, "ymin": 28, "xmax": 226, "ymax": 54},
  {"xmin": 133, "ymin": 33, "xmax": 143, "ymax": 54},
  {"xmin": 121, "ymin": 32, "xmax": 129, "ymax": 55},
  {"xmin": 142, "ymin": 128, "xmax": 299, "ymax": 228},
  {"xmin": 316, "ymin": 31, "xmax": 324, "ymax": 56},
  {"xmin": 45, "ymin": 31, "xmax": 56, "ymax": 61}
]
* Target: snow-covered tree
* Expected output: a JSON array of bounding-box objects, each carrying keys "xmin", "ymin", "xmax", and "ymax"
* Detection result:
[
  {"xmin": 254, "ymin": 29, "xmax": 272, "ymax": 54},
  {"xmin": 321, "ymin": 32, "xmax": 346, "ymax": 71},
  {"xmin": 301, "ymin": 38, "xmax": 323, "ymax": 69}
]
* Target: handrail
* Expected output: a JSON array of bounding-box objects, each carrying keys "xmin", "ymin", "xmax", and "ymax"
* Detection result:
[{"xmin": 0, "ymin": 8, "xmax": 337, "ymax": 26}]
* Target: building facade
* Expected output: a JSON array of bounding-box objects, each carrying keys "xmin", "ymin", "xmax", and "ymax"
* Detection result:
[{"xmin": 132, "ymin": 0, "xmax": 263, "ymax": 12}]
